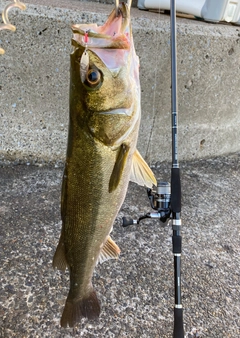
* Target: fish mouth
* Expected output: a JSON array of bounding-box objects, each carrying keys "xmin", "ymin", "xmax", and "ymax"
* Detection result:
[
  {"xmin": 99, "ymin": 103, "xmax": 134, "ymax": 116},
  {"xmin": 72, "ymin": 2, "xmax": 131, "ymax": 49}
]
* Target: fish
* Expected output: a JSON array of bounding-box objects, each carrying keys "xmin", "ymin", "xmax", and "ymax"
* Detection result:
[{"xmin": 53, "ymin": 1, "xmax": 156, "ymax": 328}]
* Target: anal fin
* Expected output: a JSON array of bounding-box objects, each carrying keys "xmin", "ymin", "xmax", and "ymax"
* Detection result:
[
  {"xmin": 98, "ymin": 236, "xmax": 120, "ymax": 264},
  {"xmin": 130, "ymin": 149, "xmax": 157, "ymax": 188}
]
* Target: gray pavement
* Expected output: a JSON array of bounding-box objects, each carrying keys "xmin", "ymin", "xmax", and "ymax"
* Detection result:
[{"xmin": 0, "ymin": 153, "xmax": 239, "ymax": 337}]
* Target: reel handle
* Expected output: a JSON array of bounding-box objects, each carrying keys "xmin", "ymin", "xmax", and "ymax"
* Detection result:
[{"xmin": 122, "ymin": 217, "xmax": 137, "ymax": 227}]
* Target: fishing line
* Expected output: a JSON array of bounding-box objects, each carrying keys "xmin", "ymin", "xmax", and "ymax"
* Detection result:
[{"xmin": 144, "ymin": 3, "xmax": 162, "ymax": 165}]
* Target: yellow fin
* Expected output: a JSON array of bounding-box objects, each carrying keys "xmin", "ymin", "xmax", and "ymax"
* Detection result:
[
  {"xmin": 53, "ymin": 232, "xmax": 68, "ymax": 272},
  {"xmin": 130, "ymin": 150, "xmax": 157, "ymax": 188},
  {"xmin": 109, "ymin": 143, "xmax": 130, "ymax": 193},
  {"xmin": 98, "ymin": 236, "xmax": 121, "ymax": 264}
]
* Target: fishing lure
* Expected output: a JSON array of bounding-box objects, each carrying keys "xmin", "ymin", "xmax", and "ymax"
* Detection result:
[{"xmin": 0, "ymin": 0, "xmax": 26, "ymax": 55}]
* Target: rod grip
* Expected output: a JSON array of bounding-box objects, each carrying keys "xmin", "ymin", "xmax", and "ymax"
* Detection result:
[
  {"xmin": 171, "ymin": 168, "xmax": 181, "ymax": 213},
  {"xmin": 173, "ymin": 307, "xmax": 184, "ymax": 338},
  {"xmin": 172, "ymin": 235, "xmax": 182, "ymax": 254}
]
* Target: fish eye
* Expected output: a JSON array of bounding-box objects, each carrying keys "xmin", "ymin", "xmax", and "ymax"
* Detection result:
[{"xmin": 84, "ymin": 68, "xmax": 102, "ymax": 89}]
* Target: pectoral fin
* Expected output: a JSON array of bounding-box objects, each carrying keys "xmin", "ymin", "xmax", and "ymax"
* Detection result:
[
  {"xmin": 130, "ymin": 150, "xmax": 157, "ymax": 188},
  {"xmin": 109, "ymin": 143, "xmax": 130, "ymax": 193},
  {"xmin": 53, "ymin": 231, "xmax": 68, "ymax": 272},
  {"xmin": 98, "ymin": 236, "xmax": 121, "ymax": 264}
]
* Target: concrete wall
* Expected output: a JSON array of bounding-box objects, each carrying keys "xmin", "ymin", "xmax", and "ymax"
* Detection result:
[{"xmin": 1, "ymin": 0, "xmax": 240, "ymax": 164}]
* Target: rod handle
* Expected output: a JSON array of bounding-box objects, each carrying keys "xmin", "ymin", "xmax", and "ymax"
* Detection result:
[
  {"xmin": 173, "ymin": 307, "xmax": 184, "ymax": 338},
  {"xmin": 171, "ymin": 168, "xmax": 181, "ymax": 213},
  {"xmin": 122, "ymin": 217, "xmax": 134, "ymax": 227}
]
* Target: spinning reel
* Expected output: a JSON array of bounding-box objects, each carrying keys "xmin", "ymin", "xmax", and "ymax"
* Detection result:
[{"xmin": 122, "ymin": 181, "xmax": 172, "ymax": 226}]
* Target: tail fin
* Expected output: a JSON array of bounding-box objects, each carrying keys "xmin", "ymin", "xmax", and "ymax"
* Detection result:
[{"xmin": 60, "ymin": 289, "xmax": 101, "ymax": 327}]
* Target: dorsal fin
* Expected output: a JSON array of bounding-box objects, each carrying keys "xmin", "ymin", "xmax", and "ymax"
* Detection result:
[
  {"xmin": 130, "ymin": 150, "xmax": 157, "ymax": 188},
  {"xmin": 98, "ymin": 236, "xmax": 120, "ymax": 264}
]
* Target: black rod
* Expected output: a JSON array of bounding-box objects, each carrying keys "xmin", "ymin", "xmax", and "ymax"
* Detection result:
[
  {"xmin": 171, "ymin": 0, "xmax": 178, "ymax": 168},
  {"xmin": 170, "ymin": 1, "xmax": 184, "ymax": 338}
]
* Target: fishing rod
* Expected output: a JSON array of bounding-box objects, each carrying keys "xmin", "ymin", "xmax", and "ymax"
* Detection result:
[
  {"xmin": 170, "ymin": 1, "xmax": 184, "ymax": 336},
  {"xmin": 122, "ymin": 0, "xmax": 184, "ymax": 336}
]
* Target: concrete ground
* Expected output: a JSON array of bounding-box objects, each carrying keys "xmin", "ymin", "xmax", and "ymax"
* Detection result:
[{"xmin": 0, "ymin": 153, "xmax": 239, "ymax": 337}]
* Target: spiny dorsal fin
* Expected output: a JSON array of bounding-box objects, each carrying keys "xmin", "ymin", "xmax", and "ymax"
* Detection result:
[
  {"xmin": 98, "ymin": 236, "xmax": 120, "ymax": 264},
  {"xmin": 109, "ymin": 143, "xmax": 130, "ymax": 193},
  {"xmin": 52, "ymin": 232, "xmax": 68, "ymax": 272},
  {"xmin": 130, "ymin": 150, "xmax": 157, "ymax": 188}
]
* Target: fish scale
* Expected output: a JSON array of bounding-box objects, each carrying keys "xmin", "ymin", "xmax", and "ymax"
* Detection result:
[{"xmin": 53, "ymin": 2, "xmax": 156, "ymax": 328}]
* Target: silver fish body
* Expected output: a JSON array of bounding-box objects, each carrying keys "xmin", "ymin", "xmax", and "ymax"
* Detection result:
[{"xmin": 53, "ymin": 3, "xmax": 156, "ymax": 328}]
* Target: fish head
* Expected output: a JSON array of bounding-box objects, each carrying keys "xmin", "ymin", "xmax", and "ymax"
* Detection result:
[{"xmin": 70, "ymin": 3, "xmax": 140, "ymax": 147}]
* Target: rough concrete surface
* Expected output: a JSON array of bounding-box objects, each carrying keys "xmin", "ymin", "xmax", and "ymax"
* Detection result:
[
  {"xmin": 0, "ymin": 153, "xmax": 239, "ymax": 337},
  {"xmin": 0, "ymin": 0, "xmax": 240, "ymax": 163}
]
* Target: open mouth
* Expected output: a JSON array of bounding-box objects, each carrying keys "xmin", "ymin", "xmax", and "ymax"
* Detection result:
[{"xmin": 72, "ymin": 3, "xmax": 130, "ymax": 48}]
